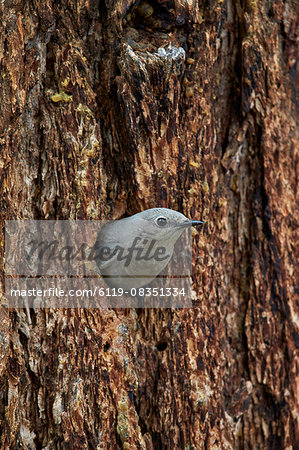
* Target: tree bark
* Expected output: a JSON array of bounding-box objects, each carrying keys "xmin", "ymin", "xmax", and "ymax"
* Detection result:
[{"xmin": 0, "ymin": 0, "xmax": 298, "ymax": 448}]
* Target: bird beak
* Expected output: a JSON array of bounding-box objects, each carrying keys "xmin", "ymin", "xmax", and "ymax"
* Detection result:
[
  {"xmin": 190, "ymin": 220, "xmax": 204, "ymax": 227},
  {"xmin": 177, "ymin": 220, "xmax": 204, "ymax": 228}
]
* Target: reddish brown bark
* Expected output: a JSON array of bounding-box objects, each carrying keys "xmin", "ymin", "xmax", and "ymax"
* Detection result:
[{"xmin": 0, "ymin": 0, "xmax": 298, "ymax": 448}]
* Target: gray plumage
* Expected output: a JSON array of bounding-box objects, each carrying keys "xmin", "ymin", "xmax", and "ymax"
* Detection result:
[{"xmin": 95, "ymin": 208, "xmax": 203, "ymax": 289}]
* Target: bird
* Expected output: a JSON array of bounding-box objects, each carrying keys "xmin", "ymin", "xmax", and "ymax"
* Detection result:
[{"xmin": 95, "ymin": 208, "xmax": 203, "ymax": 290}]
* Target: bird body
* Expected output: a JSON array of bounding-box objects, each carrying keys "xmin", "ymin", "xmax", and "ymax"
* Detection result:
[{"xmin": 95, "ymin": 208, "xmax": 203, "ymax": 289}]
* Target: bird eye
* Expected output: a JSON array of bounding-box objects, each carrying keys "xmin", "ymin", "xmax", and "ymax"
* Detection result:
[{"xmin": 156, "ymin": 217, "xmax": 167, "ymax": 227}]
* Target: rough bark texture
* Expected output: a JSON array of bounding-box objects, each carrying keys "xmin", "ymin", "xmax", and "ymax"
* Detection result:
[{"xmin": 0, "ymin": 0, "xmax": 298, "ymax": 448}]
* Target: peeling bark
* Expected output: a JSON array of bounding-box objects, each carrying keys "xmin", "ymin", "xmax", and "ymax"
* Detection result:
[{"xmin": 0, "ymin": 0, "xmax": 298, "ymax": 448}]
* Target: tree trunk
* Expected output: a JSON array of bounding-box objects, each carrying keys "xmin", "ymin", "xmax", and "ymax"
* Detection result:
[{"xmin": 0, "ymin": 0, "xmax": 298, "ymax": 448}]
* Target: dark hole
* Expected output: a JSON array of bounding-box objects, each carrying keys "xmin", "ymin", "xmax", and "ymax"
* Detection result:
[
  {"xmin": 103, "ymin": 342, "xmax": 110, "ymax": 352},
  {"xmin": 155, "ymin": 341, "xmax": 168, "ymax": 351}
]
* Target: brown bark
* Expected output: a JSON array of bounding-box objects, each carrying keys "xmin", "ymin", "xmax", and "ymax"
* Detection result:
[{"xmin": 0, "ymin": 0, "xmax": 298, "ymax": 448}]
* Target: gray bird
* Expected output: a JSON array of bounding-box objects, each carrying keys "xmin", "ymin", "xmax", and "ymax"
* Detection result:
[{"xmin": 95, "ymin": 208, "xmax": 203, "ymax": 290}]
